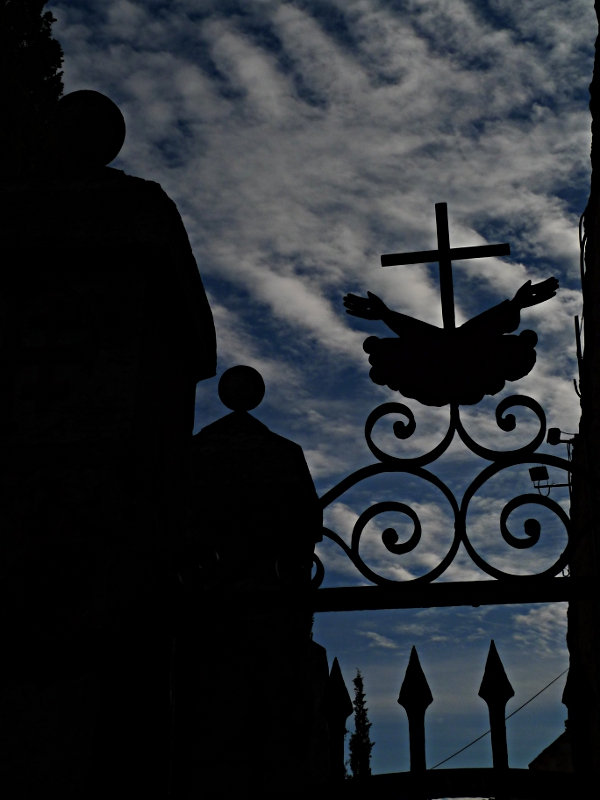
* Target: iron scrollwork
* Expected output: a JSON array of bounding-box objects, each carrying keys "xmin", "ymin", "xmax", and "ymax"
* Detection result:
[{"xmin": 313, "ymin": 395, "xmax": 573, "ymax": 588}]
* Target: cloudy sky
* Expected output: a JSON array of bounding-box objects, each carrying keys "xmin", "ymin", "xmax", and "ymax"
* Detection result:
[{"xmin": 48, "ymin": 0, "xmax": 594, "ymax": 779}]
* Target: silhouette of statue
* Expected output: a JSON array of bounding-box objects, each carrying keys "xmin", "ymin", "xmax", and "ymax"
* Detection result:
[
  {"xmin": 344, "ymin": 278, "xmax": 558, "ymax": 406},
  {"xmin": 170, "ymin": 366, "xmax": 323, "ymax": 797},
  {"xmin": 0, "ymin": 90, "xmax": 216, "ymax": 799},
  {"xmin": 189, "ymin": 365, "xmax": 321, "ymax": 588}
]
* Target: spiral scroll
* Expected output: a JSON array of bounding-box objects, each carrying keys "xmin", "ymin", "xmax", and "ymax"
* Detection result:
[
  {"xmin": 454, "ymin": 396, "xmax": 547, "ymax": 461},
  {"xmin": 459, "ymin": 457, "xmax": 573, "ymax": 581},
  {"xmin": 364, "ymin": 402, "xmax": 454, "ymax": 467},
  {"xmin": 318, "ymin": 394, "xmax": 573, "ymax": 586},
  {"xmin": 354, "ymin": 501, "xmax": 422, "ymax": 556},
  {"xmin": 320, "ymin": 469, "xmax": 462, "ymax": 586}
]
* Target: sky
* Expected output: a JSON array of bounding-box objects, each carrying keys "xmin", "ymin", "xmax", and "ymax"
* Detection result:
[{"xmin": 48, "ymin": 0, "xmax": 595, "ymax": 782}]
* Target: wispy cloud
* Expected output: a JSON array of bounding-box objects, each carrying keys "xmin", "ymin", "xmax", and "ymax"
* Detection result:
[
  {"xmin": 359, "ymin": 631, "xmax": 399, "ymax": 649},
  {"xmin": 49, "ymin": 3, "xmax": 591, "ymax": 468},
  {"xmin": 513, "ymin": 602, "xmax": 568, "ymax": 657}
]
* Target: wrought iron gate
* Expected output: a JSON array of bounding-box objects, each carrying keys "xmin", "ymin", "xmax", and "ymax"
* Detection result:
[{"xmin": 310, "ymin": 394, "xmax": 584, "ymax": 798}]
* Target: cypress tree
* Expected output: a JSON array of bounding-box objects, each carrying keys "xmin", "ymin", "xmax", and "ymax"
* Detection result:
[
  {"xmin": 0, "ymin": 0, "xmax": 64, "ymax": 178},
  {"xmin": 348, "ymin": 669, "xmax": 375, "ymax": 779}
]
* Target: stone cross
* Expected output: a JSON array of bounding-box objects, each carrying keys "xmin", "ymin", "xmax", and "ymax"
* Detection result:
[{"xmin": 381, "ymin": 202, "xmax": 510, "ymax": 330}]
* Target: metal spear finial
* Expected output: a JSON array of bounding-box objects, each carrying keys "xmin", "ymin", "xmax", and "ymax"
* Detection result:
[
  {"xmin": 398, "ymin": 646, "xmax": 433, "ymax": 772},
  {"xmin": 478, "ymin": 639, "xmax": 515, "ymax": 771}
]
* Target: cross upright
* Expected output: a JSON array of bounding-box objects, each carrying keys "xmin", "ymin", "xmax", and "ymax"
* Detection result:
[{"xmin": 381, "ymin": 203, "xmax": 510, "ymax": 330}]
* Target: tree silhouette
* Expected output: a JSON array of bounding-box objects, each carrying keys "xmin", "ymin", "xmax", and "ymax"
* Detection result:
[
  {"xmin": 348, "ymin": 669, "xmax": 375, "ymax": 779},
  {"xmin": 0, "ymin": 0, "xmax": 64, "ymax": 178}
]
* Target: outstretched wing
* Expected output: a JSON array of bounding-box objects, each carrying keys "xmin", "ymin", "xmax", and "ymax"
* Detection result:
[
  {"xmin": 513, "ymin": 277, "xmax": 559, "ymax": 309},
  {"xmin": 343, "ymin": 292, "xmax": 385, "ymax": 320}
]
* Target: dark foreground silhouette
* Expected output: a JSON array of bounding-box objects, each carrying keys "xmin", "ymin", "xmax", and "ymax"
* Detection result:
[
  {"xmin": 171, "ymin": 366, "xmax": 326, "ymax": 796},
  {"xmin": 344, "ymin": 277, "xmax": 558, "ymax": 406},
  {"xmin": 0, "ymin": 89, "xmax": 216, "ymax": 799}
]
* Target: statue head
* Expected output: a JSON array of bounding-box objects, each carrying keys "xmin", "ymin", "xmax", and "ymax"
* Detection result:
[
  {"xmin": 46, "ymin": 90, "xmax": 126, "ymax": 170},
  {"xmin": 218, "ymin": 366, "xmax": 266, "ymax": 411}
]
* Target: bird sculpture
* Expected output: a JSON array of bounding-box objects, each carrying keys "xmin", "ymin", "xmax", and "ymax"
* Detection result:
[{"xmin": 343, "ymin": 277, "xmax": 558, "ymax": 406}]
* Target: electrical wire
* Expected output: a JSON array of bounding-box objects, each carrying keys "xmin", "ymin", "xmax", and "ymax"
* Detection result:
[{"xmin": 429, "ymin": 667, "xmax": 570, "ymax": 770}]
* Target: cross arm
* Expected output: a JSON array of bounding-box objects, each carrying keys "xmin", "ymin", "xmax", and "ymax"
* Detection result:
[{"xmin": 381, "ymin": 242, "xmax": 510, "ymax": 268}]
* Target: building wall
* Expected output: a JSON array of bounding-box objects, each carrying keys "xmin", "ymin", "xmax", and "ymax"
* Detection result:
[{"xmin": 567, "ymin": 6, "xmax": 600, "ymax": 769}]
